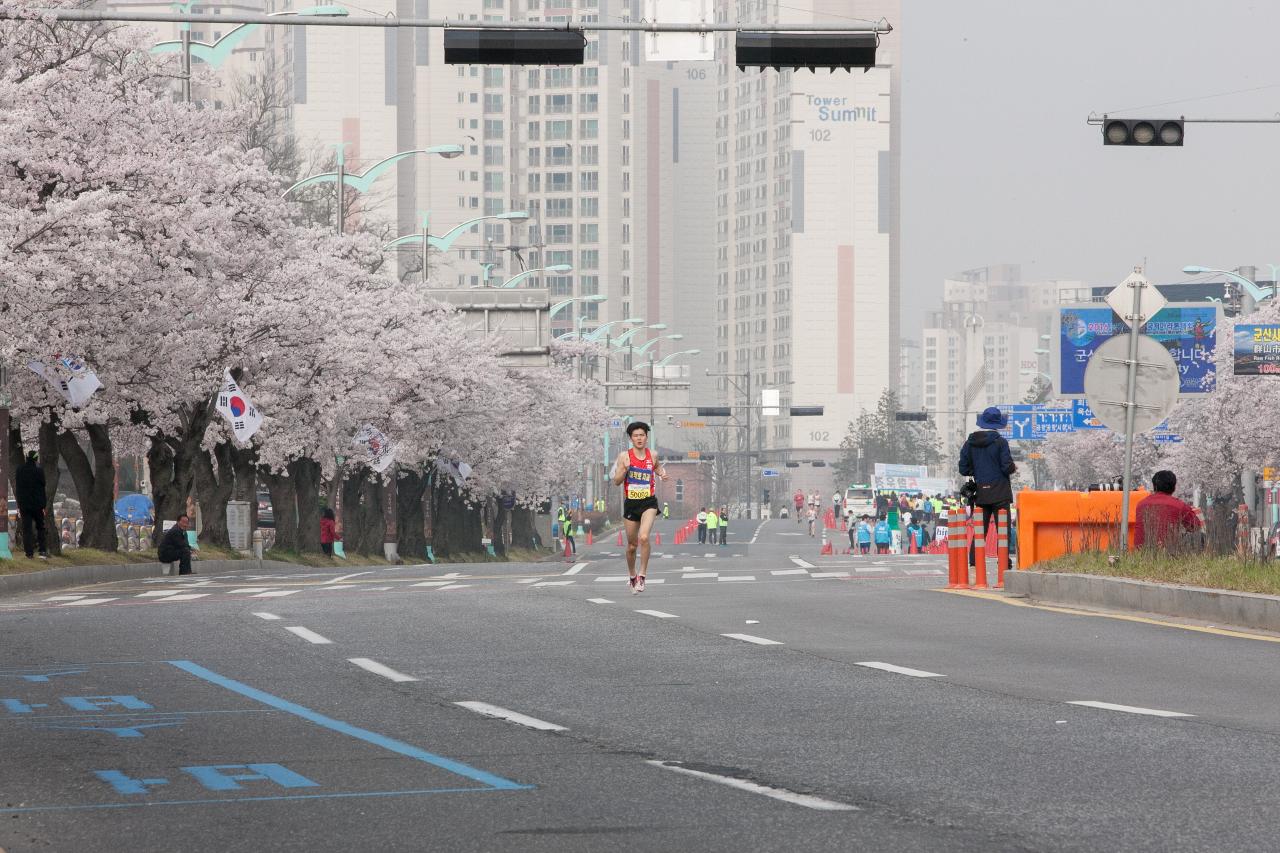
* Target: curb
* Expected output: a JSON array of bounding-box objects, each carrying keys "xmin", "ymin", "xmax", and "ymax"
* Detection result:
[
  {"xmin": 1004, "ymin": 570, "xmax": 1280, "ymax": 634},
  {"xmin": 0, "ymin": 559, "xmax": 299, "ymax": 599}
]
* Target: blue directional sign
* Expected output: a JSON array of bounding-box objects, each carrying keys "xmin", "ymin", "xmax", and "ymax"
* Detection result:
[
  {"xmin": 1072, "ymin": 400, "xmax": 1180, "ymax": 441},
  {"xmin": 761, "ymin": 468, "xmax": 781, "ymax": 478},
  {"xmin": 998, "ymin": 404, "xmax": 1074, "ymax": 441}
]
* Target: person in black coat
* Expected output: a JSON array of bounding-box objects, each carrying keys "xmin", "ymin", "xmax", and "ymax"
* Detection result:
[
  {"xmin": 14, "ymin": 451, "xmax": 48, "ymax": 559},
  {"xmin": 959, "ymin": 407, "xmax": 1017, "ymax": 568},
  {"xmin": 157, "ymin": 514, "xmax": 194, "ymax": 575}
]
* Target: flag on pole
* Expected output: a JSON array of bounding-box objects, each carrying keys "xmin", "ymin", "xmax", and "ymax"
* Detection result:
[
  {"xmin": 434, "ymin": 457, "xmax": 473, "ymax": 488},
  {"xmin": 215, "ymin": 368, "xmax": 263, "ymax": 444},
  {"xmin": 27, "ymin": 354, "xmax": 103, "ymax": 409},
  {"xmin": 353, "ymin": 424, "xmax": 396, "ymax": 473}
]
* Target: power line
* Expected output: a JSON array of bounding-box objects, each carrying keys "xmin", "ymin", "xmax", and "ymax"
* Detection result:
[{"xmin": 1100, "ymin": 81, "xmax": 1280, "ymax": 116}]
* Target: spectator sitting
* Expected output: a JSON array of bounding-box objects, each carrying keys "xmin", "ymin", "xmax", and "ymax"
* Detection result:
[
  {"xmin": 157, "ymin": 514, "xmax": 194, "ymax": 575},
  {"xmin": 1135, "ymin": 470, "xmax": 1201, "ymax": 550}
]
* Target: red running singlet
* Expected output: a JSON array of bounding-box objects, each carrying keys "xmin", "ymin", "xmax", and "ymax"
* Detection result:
[{"xmin": 625, "ymin": 448, "xmax": 655, "ymax": 500}]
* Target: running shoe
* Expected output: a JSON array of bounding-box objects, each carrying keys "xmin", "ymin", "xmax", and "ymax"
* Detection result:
[
  {"xmin": 629, "ymin": 575, "xmax": 638, "ymax": 594},
  {"xmin": 636, "ymin": 575, "xmax": 646, "ymax": 593}
]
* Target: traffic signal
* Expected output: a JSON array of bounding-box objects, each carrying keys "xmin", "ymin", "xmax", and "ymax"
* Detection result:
[
  {"xmin": 696, "ymin": 407, "xmax": 732, "ymax": 418},
  {"xmin": 789, "ymin": 406, "xmax": 824, "ymax": 417},
  {"xmin": 894, "ymin": 412, "xmax": 929, "ymax": 422},
  {"xmin": 785, "ymin": 461, "xmax": 800, "ymax": 468},
  {"xmin": 762, "ymin": 489, "xmax": 771, "ymax": 504},
  {"xmin": 444, "ymin": 29, "xmax": 585, "ymax": 65},
  {"xmin": 736, "ymin": 32, "xmax": 877, "ymax": 71},
  {"xmin": 1102, "ymin": 118, "xmax": 1184, "ymax": 147}
]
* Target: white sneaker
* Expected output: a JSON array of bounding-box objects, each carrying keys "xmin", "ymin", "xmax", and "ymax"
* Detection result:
[
  {"xmin": 636, "ymin": 575, "xmax": 646, "ymax": 593},
  {"xmin": 629, "ymin": 576, "xmax": 638, "ymax": 594}
]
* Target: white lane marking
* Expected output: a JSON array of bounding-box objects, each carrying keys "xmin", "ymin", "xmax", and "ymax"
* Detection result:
[
  {"xmin": 777, "ymin": 532, "xmax": 805, "ymax": 536},
  {"xmin": 597, "ymin": 576, "xmax": 632, "ymax": 582},
  {"xmin": 811, "ymin": 572, "xmax": 851, "ymax": 579},
  {"xmin": 745, "ymin": 620, "xmax": 760, "ymax": 624},
  {"xmin": 319, "ymin": 585, "xmax": 359, "ymax": 591},
  {"xmin": 253, "ymin": 590, "xmax": 300, "ymax": 598},
  {"xmin": 636, "ymin": 609, "xmax": 679, "ymax": 619},
  {"xmin": 855, "ymin": 661, "xmax": 945, "ymax": 678},
  {"xmin": 722, "ymin": 633, "xmax": 784, "ymax": 646},
  {"xmin": 682, "ymin": 566, "xmax": 696, "ymax": 570},
  {"xmin": 454, "ymin": 701, "xmax": 567, "ymax": 732},
  {"xmin": 749, "ymin": 520, "xmax": 767, "ymax": 544},
  {"xmin": 587, "ymin": 597, "xmax": 614, "ymax": 604},
  {"xmin": 1067, "ymin": 700, "xmax": 1194, "ymax": 718},
  {"xmin": 136, "ymin": 591, "xmax": 182, "ymax": 598},
  {"xmin": 45, "ymin": 595, "xmax": 87, "ymax": 601},
  {"xmin": 661, "ymin": 554, "xmax": 675, "ymax": 559},
  {"xmin": 348, "ymin": 658, "xmax": 418, "ymax": 682},
  {"xmin": 515, "ymin": 578, "xmax": 541, "ymax": 584},
  {"xmin": 645, "ymin": 761, "xmax": 856, "ymax": 812},
  {"xmin": 412, "ymin": 581, "xmax": 457, "ymax": 587},
  {"xmin": 285, "ymin": 626, "xmax": 333, "ymax": 645},
  {"xmin": 158, "ymin": 593, "xmax": 210, "ymax": 602},
  {"xmin": 905, "ymin": 569, "xmax": 944, "ymax": 576},
  {"xmin": 434, "ymin": 572, "xmax": 468, "ymax": 579},
  {"xmin": 227, "ymin": 588, "xmax": 274, "ymax": 594},
  {"xmin": 327, "ymin": 571, "xmax": 374, "ymax": 585},
  {"xmin": 682, "ymin": 572, "xmax": 718, "ymax": 579},
  {"xmin": 855, "ymin": 567, "xmax": 890, "ymax": 573},
  {"xmin": 718, "ymin": 575, "xmax": 755, "ymax": 582},
  {"xmin": 771, "ymin": 569, "xmax": 809, "ymax": 576},
  {"xmin": 62, "ymin": 598, "xmax": 118, "ymax": 606},
  {"xmin": 789, "ymin": 557, "xmax": 815, "ymax": 569},
  {"xmin": 534, "ymin": 580, "xmax": 576, "ymax": 587},
  {"xmin": 704, "ymin": 553, "xmax": 717, "ymax": 558},
  {"xmin": 363, "ymin": 586, "xmax": 394, "ymax": 591},
  {"xmin": 563, "ymin": 562, "xmax": 588, "ymax": 576},
  {"xmin": 252, "ymin": 612, "xmax": 282, "ymax": 621},
  {"xmin": 440, "ymin": 584, "xmax": 472, "ymax": 591}
]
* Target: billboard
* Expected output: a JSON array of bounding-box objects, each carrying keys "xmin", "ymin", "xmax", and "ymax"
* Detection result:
[
  {"xmin": 1233, "ymin": 324, "xmax": 1280, "ymax": 375},
  {"xmin": 1056, "ymin": 304, "xmax": 1218, "ymax": 397}
]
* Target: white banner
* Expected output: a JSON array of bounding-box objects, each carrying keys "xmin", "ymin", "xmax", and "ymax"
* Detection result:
[
  {"xmin": 27, "ymin": 354, "xmax": 103, "ymax": 409},
  {"xmin": 353, "ymin": 424, "xmax": 396, "ymax": 473},
  {"xmin": 435, "ymin": 457, "xmax": 473, "ymax": 488},
  {"xmin": 215, "ymin": 368, "xmax": 263, "ymax": 445}
]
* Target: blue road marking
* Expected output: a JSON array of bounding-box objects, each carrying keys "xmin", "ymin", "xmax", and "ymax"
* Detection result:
[
  {"xmin": 63, "ymin": 696, "xmax": 153, "ymax": 712},
  {"xmin": 3, "ymin": 699, "xmax": 48, "ymax": 713},
  {"xmin": 0, "ymin": 786, "xmax": 514, "ymax": 813},
  {"xmin": 183, "ymin": 764, "xmax": 319, "ymax": 792},
  {"xmin": 0, "ymin": 670, "xmax": 89, "ymax": 682},
  {"xmin": 93, "ymin": 771, "xmax": 170, "ymax": 795},
  {"xmin": 37, "ymin": 720, "xmax": 187, "ymax": 738},
  {"xmin": 168, "ymin": 660, "xmax": 531, "ymax": 792}
]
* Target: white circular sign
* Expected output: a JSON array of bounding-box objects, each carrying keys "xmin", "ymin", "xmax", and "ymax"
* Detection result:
[{"xmin": 1083, "ymin": 335, "xmax": 1180, "ymax": 434}]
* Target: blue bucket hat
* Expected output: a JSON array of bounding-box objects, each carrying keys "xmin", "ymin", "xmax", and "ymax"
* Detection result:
[{"xmin": 976, "ymin": 406, "xmax": 1007, "ymax": 430}]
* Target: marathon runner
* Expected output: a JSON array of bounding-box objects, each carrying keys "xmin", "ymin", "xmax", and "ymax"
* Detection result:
[{"xmin": 611, "ymin": 422, "xmax": 668, "ymax": 593}]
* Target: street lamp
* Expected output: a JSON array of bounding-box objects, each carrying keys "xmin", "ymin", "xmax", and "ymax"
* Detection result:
[
  {"xmin": 496, "ymin": 264, "xmax": 572, "ymax": 288},
  {"xmin": 635, "ymin": 348, "xmax": 701, "ymax": 368},
  {"xmin": 612, "ymin": 323, "xmax": 667, "ymax": 348},
  {"xmin": 384, "ymin": 210, "xmax": 530, "ymax": 283},
  {"xmin": 584, "ymin": 319, "xmax": 643, "ymax": 341},
  {"xmin": 634, "ymin": 334, "xmax": 684, "ymax": 356},
  {"xmin": 549, "ymin": 294, "xmax": 607, "ymax": 320},
  {"xmin": 1182, "ymin": 265, "xmax": 1274, "ymax": 312},
  {"xmin": 285, "ymin": 145, "xmax": 466, "ymax": 235}
]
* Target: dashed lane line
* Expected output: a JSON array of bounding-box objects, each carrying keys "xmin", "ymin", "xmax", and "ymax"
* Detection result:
[
  {"xmin": 348, "ymin": 658, "xmax": 418, "ymax": 683},
  {"xmin": 158, "ymin": 594, "xmax": 210, "ymax": 602},
  {"xmin": 284, "ymin": 626, "xmax": 333, "ymax": 645},
  {"xmin": 721, "ymin": 633, "xmax": 783, "ymax": 646},
  {"xmin": 252, "ymin": 612, "xmax": 282, "ymax": 621},
  {"xmin": 326, "ymin": 571, "xmax": 374, "ymax": 585},
  {"xmin": 789, "ymin": 557, "xmax": 815, "ymax": 569},
  {"xmin": 854, "ymin": 661, "xmax": 944, "ymax": 678},
  {"xmin": 645, "ymin": 761, "xmax": 856, "ymax": 812},
  {"xmin": 533, "ymin": 581, "xmax": 576, "ymax": 587},
  {"xmin": 683, "ymin": 573, "xmax": 718, "ymax": 579},
  {"xmin": 771, "ymin": 569, "xmax": 809, "ymax": 576},
  {"xmin": 562, "ymin": 562, "xmax": 589, "ymax": 576},
  {"xmin": 454, "ymin": 701, "xmax": 567, "ymax": 732},
  {"xmin": 61, "ymin": 598, "xmax": 118, "ymax": 606},
  {"xmin": 587, "ymin": 598, "xmax": 614, "ymax": 604},
  {"xmin": 1067, "ymin": 700, "xmax": 1193, "ymax": 718},
  {"xmin": 252, "ymin": 590, "xmax": 300, "ymax": 598},
  {"xmin": 635, "ymin": 609, "xmax": 679, "ymax": 619},
  {"xmin": 718, "ymin": 575, "xmax": 756, "ymax": 582}
]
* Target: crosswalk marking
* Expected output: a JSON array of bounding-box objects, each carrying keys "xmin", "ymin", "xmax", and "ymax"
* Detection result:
[
  {"xmin": 252, "ymin": 590, "xmax": 299, "ymax": 598},
  {"xmin": 718, "ymin": 575, "xmax": 755, "ymax": 582},
  {"xmin": 771, "ymin": 569, "xmax": 809, "ymax": 576}
]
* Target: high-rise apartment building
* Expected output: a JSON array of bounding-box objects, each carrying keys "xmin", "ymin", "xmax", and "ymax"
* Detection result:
[{"xmin": 712, "ymin": 0, "xmax": 901, "ymax": 485}]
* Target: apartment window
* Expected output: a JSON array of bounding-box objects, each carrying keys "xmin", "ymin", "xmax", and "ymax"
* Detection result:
[
  {"xmin": 580, "ymin": 274, "xmax": 599, "ymax": 294},
  {"xmin": 527, "ymin": 96, "xmax": 541, "ymax": 114},
  {"xmin": 483, "ymin": 0, "xmax": 504, "ymax": 7},
  {"xmin": 527, "ymin": 173, "xmax": 541, "ymax": 192},
  {"xmin": 547, "ymin": 224, "xmax": 573, "ymax": 243},
  {"xmin": 527, "ymin": 122, "xmax": 540, "ymax": 140},
  {"xmin": 483, "ymin": 93, "xmax": 503, "ymax": 112},
  {"xmin": 547, "ymin": 120, "xmax": 572, "ymax": 140},
  {"xmin": 584, "ymin": 38, "xmax": 598, "ymax": 61},
  {"xmin": 578, "ymin": 93, "xmax": 598, "ymax": 113},
  {"xmin": 547, "ymin": 171, "xmax": 573, "ymax": 192},
  {"xmin": 580, "ymin": 249, "xmax": 599, "ymax": 269},
  {"xmin": 547, "ymin": 67, "xmax": 573, "ymax": 87},
  {"xmin": 621, "ymin": 276, "xmax": 630, "ymax": 295},
  {"xmin": 483, "ymin": 172, "xmax": 503, "ymax": 192},
  {"xmin": 547, "ymin": 145, "xmax": 572, "ymax": 166},
  {"xmin": 547, "ymin": 250, "xmax": 573, "ymax": 267},
  {"xmin": 547, "ymin": 93, "xmax": 572, "ymax": 114},
  {"xmin": 483, "ymin": 66, "xmax": 504, "ymax": 85},
  {"xmin": 579, "ymin": 67, "xmax": 598, "ymax": 86},
  {"xmin": 621, "ymin": 223, "xmax": 630, "ymax": 242},
  {"xmin": 548, "ymin": 275, "xmax": 573, "ymax": 295},
  {"xmin": 579, "ymin": 197, "xmax": 598, "ymax": 217},
  {"xmin": 483, "ymin": 146, "xmax": 504, "ymax": 166},
  {"xmin": 528, "ymin": 148, "xmax": 541, "ymax": 166},
  {"xmin": 579, "ymin": 119, "xmax": 598, "ymax": 139},
  {"xmin": 580, "ymin": 171, "xmax": 599, "ymax": 191},
  {"xmin": 580, "ymin": 144, "xmax": 599, "ymax": 165},
  {"xmin": 579, "ymin": 224, "xmax": 599, "ymax": 242},
  {"xmin": 484, "ymin": 119, "xmax": 503, "ymax": 138},
  {"xmin": 546, "ymin": 198, "xmax": 573, "ymax": 217}
]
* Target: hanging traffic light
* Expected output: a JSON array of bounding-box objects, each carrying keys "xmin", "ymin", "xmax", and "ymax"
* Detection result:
[
  {"xmin": 444, "ymin": 29, "xmax": 585, "ymax": 65},
  {"xmin": 1102, "ymin": 118, "xmax": 1184, "ymax": 146},
  {"xmin": 735, "ymin": 32, "xmax": 877, "ymax": 72}
]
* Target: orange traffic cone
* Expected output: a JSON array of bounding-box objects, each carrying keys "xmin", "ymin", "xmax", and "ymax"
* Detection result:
[
  {"xmin": 587, "ymin": 529, "xmax": 593, "ymax": 546},
  {"xmin": 564, "ymin": 536, "xmax": 573, "ymax": 562},
  {"xmin": 655, "ymin": 532, "xmax": 661, "ymax": 546},
  {"xmin": 819, "ymin": 531, "xmax": 833, "ymax": 556},
  {"xmin": 616, "ymin": 530, "xmax": 624, "ymax": 546}
]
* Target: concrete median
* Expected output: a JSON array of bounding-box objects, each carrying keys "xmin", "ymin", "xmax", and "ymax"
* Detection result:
[{"xmin": 1005, "ymin": 570, "xmax": 1280, "ymax": 634}]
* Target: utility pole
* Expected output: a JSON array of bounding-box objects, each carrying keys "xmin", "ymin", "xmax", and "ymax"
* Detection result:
[
  {"xmin": 0, "ymin": 364, "xmax": 10, "ymax": 559},
  {"xmin": 745, "ymin": 349, "xmax": 752, "ymax": 519},
  {"xmin": 180, "ymin": 28, "xmax": 191, "ymax": 103}
]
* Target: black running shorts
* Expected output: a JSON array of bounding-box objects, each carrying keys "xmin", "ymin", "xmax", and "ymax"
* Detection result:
[{"xmin": 623, "ymin": 496, "xmax": 660, "ymax": 522}]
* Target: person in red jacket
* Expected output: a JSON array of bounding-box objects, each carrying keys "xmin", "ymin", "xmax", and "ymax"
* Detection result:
[
  {"xmin": 320, "ymin": 507, "xmax": 338, "ymax": 556},
  {"xmin": 1134, "ymin": 470, "xmax": 1201, "ymax": 550}
]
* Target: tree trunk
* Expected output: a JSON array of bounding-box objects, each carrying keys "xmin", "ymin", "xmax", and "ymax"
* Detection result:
[
  {"xmin": 396, "ymin": 470, "xmax": 427, "ymax": 562},
  {"xmin": 289, "ymin": 457, "xmax": 322, "ymax": 553},
  {"xmin": 7, "ymin": 422, "xmax": 24, "ymax": 555},
  {"xmin": 430, "ymin": 478, "xmax": 484, "ymax": 558},
  {"xmin": 57, "ymin": 424, "xmax": 117, "ymax": 552},
  {"xmin": 147, "ymin": 399, "xmax": 215, "ymax": 543},
  {"xmin": 511, "ymin": 506, "xmax": 537, "ymax": 551},
  {"xmin": 192, "ymin": 442, "xmax": 234, "ymax": 548},
  {"xmin": 340, "ymin": 474, "xmax": 366, "ymax": 555},
  {"xmin": 260, "ymin": 467, "xmax": 298, "ymax": 552},
  {"xmin": 355, "ymin": 473, "xmax": 385, "ymax": 557},
  {"xmin": 231, "ymin": 445, "xmax": 258, "ymax": 527},
  {"xmin": 39, "ymin": 419, "xmax": 63, "ymax": 556}
]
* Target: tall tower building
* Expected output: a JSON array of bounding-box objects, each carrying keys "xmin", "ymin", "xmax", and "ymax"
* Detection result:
[{"xmin": 712, "ymin": 0, "xmax": 901, "ymax": 494}]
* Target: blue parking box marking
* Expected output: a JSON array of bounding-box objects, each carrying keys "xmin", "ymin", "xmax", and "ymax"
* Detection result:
[
  {"xmin": 0, "ymin": 669, "xmax": 90, "ymax": 683},
  {"xmin": 3, "ymin": 699, "xmax": 49, "ymax": 714},
  {"xmin": 183, "ymin": 764, "xmax": 319, "ymax": 792},
  {"xmin": 168, "ymin": 660, "xmax": 530, "ymax": 792},
  {"xmin": 62, "ymin": 695, "xmax": 153, "ymax": 712},
  {"xmin": 93, "ymin": 770, "xmax": 170, "ymax": 795}
]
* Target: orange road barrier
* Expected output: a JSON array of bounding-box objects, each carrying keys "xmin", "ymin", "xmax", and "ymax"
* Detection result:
[
  {"xmin": 971, "ymin": 516, "xmax": 988, "ymax": 589},
  {"xmin": 996, "ymin": 508, "xmax": 1010, "ymax": 589},
  {"xmin": 946, "ymin": 511, "xmax": 967, "ymax": 589},
  {"xmin": 1015, "ymin": 490, "xmax": 1149, "ymax": 567},
  {"xmin": 587, "ymin": 529, "xmax": 593, "ymax": 546},
  {"xmin": 616, "ymin": 530, "xmax": 624, "ymax": 546}
]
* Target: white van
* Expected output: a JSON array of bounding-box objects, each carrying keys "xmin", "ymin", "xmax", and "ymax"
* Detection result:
[{"xmin": 843, "ymin": 485, "xmax": 875, "ymax": 519}]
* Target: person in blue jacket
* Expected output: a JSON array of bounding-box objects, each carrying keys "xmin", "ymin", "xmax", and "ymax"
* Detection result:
[
  {"xmin": 905, "ymin": 519, "xmax": 926, "ymax": 552},
  {"xmin": 855, "ymin": 515, "xmax": 873, "ymax": 555},
  {"xmin": 874, "ymin": 516, "xmax": 891, "ymax": 554}
]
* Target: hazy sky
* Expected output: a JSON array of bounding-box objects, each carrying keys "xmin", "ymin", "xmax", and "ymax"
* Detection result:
[{"xmin": 898, "ymin": 0, "xmax": 1280, "ymax": 339}]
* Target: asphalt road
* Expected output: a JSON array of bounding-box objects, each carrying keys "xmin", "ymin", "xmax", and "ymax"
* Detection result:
[{"xmin": 3, "ymin": 516, "xmax": 1280, "ymax": 852}]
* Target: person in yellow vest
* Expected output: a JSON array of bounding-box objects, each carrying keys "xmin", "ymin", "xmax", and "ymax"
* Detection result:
[{"xmin": 705, "ymin": 508, "xmax": 720, "ymax": 544}]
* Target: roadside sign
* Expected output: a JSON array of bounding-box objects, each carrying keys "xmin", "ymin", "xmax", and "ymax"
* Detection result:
[
  {"xmin": 996, "ymin": 404, "xmax": 1073, "ymax": 441},
  {"xmin": 1105, "ymin": 271, "xmax": 1167, "ymax": 329},
  {"xmin": 686, "ymin": 450, "xmax": 701, "ymax": 459},
  {"xmin": 608, "ymin": 417, "xmax": 625, "ymax": 429},
  {"xmin": 1083, "ymin": 335, "xmax": 1180, "ymax": 434},
  {"xmin": 676, "ymin": 420, "xmax": 706, "ymax": 428},
  {"xmin": 761, "ymin": 468, "xmax": 781, "ymax": 477}
]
